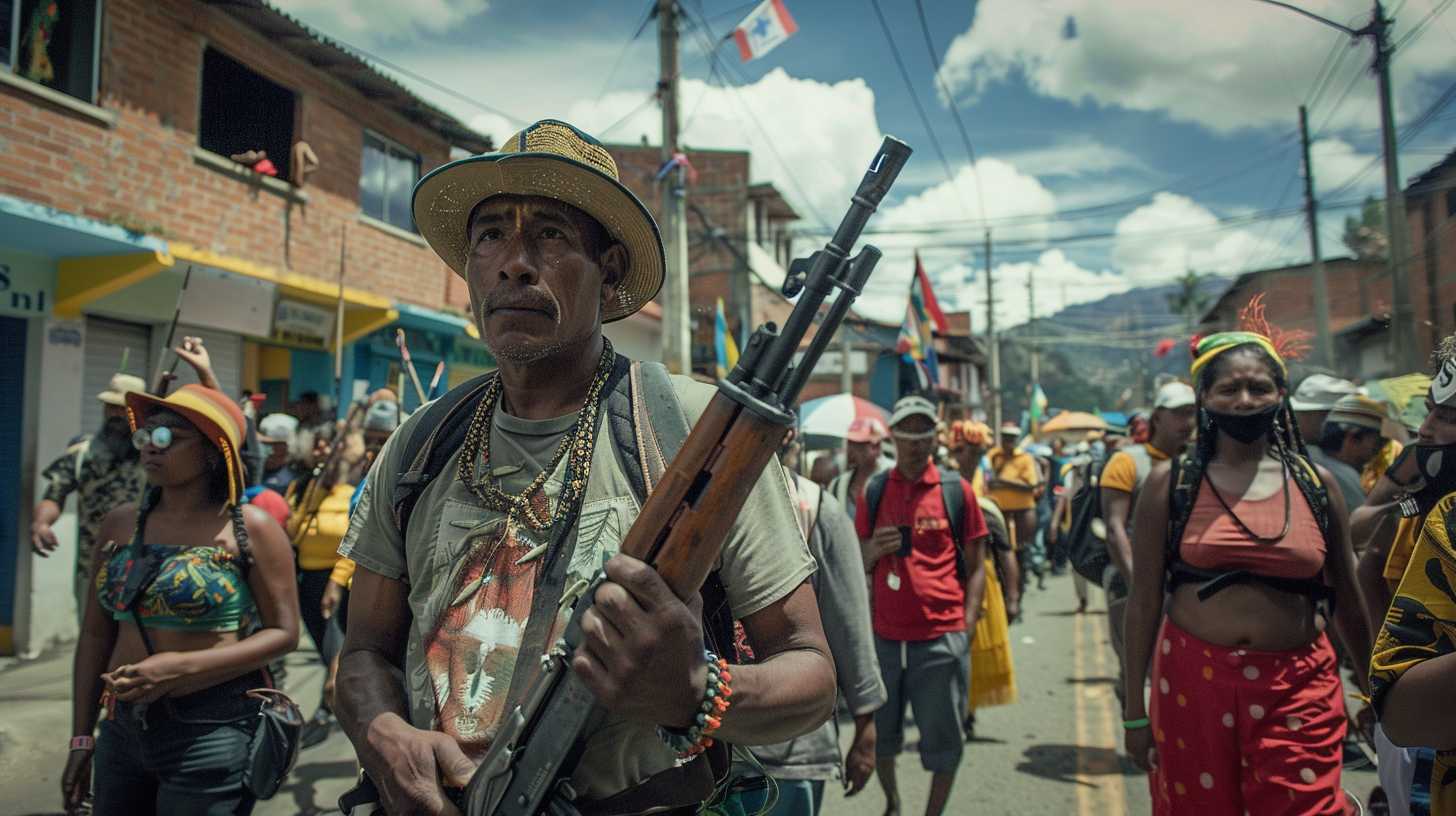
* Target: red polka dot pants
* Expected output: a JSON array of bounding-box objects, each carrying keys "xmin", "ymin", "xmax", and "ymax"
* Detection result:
[{"xmin": 1148, "ymin": 617, "xmax": 1349, "ymax": 815}]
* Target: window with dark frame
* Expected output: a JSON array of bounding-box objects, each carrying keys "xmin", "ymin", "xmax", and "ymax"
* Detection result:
[
  {"xmin": 361, "ymin": 132, "xmax": 420, "ymax": 233},
  {"xmin": 199, "ymin": 47, "xmax": 295, "ymax": 181},
  {"xmin": 3, "ymin": 0, "xmax": 102, "ymax": 103}
]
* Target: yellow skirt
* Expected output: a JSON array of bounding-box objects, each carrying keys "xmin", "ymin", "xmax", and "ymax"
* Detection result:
[{"xmin": 970, "ymin": 556, "xmax": 1018, "ymax": 710}]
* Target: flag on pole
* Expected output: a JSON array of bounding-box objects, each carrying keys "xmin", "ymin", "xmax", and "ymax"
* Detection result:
[
  {"xmin": 897, "ymin": 255, "xmax": 941, "ymax": 390},
  {"xmin": 1029, "ymin": 384, "xmax": 1049, "ymax": 431},
  {"xmin": 733, "ymin": 0, "xmax": 799, "ymax": 62},
  {"xmin": 913, "ymin": 252, "xmax": 950, "ymax": 333},
  {"xmin": 715, "ymin": 298, "xmax": 740, "ymax": 379}
]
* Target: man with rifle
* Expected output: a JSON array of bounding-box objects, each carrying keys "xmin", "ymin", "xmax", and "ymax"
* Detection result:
[{"xmin": 335, "ymin": 120, "xmax": 908, "ymax": 815}]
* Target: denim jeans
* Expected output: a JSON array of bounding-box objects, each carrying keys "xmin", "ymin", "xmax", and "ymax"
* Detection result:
[
  {"xmin": 730, "ymin": 778, "xmax": 824, "ymax": 815},
  {"xmin": 93, "ymin": 674, "xmax": 262, "ymax": 815}
]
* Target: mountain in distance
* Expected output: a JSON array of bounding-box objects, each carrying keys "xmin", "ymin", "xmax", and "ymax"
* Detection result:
[{"xmin": 996, "ymin": 275, "xmax": 1229, "ymax": 419}]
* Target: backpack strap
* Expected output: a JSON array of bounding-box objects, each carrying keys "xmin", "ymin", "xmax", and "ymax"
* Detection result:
[
  {"xmin": 391, "ymin": 371, "xmax": 496, "ymax": 535},
  {"xmin": 866, "ymin": 471, "xmax": 890, "ymax": 530},
  {"xmin": 938, "ymin": 468, "xmax": 971, "ymax": 582}
]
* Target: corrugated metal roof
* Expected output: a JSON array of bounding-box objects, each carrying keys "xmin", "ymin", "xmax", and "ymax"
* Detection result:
[{"xmin": 199, "ymin": 0, "xmax": 492, "ymax": 153}]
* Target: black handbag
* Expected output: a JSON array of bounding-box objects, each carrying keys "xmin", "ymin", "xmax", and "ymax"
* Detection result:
[
  {"xmin": 240, "ymin": 687, "xmax": 304, "ymax": 799},
  {"xmin": 122, "ymin": 545, "xmax": 303, "ymax": 801}
]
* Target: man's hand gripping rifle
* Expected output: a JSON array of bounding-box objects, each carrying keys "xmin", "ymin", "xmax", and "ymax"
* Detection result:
[{"xmin": 464, "ymin": 137, "xmax": 912, "ymax": 816}]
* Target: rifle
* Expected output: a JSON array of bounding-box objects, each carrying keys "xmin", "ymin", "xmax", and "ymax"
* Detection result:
[
  {"xmin": 463, "ymin": 136, "xmax": 912, "ymax": 816},
  {"xmin": 286, "ymin": 398, "xmax": 367, "ymax": 547},
  {"xmin": 151, "ymin": 265, "xmax": 194, "ymax": 397}
]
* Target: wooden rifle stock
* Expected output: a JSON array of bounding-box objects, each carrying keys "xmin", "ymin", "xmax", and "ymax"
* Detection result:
[{"xmin": 618, "ymin": 394, "xmax": 783, "ymax": 599}]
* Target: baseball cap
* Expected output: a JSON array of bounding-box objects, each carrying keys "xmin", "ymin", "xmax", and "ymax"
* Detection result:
[
  {"xmin": 845, "ymin": 417, "xmax": 888, "ymax": 443},
  {"xmin": 256, "ymin": 413, "xmax": 299, "ymax": 445},
  {"xmin": 1290, "ymin": 374, "xmax": 1358, "ymax": 412},
  {"xmin": 998, "ymin": 421, "xmax": 1021, "ymax": 437},
  {"xmin": 1154, "ymin": 382, "xmax": 1196, "ymax": 411},
  {"xmin": 890, "ymin": 395, "xmax": 938, "ymax": 428},
  {"xmin": 97, "ymin": 373, "xmax": 147, "ymax": 406}
]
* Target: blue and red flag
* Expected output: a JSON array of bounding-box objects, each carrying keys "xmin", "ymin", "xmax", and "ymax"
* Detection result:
[
  {"xmin": 897, "ymin": 252, "xmax": 943, "ymax": 390},
  {"xmin": 733, "ymin": 0, "xmax": 799, "ymax": 62}
]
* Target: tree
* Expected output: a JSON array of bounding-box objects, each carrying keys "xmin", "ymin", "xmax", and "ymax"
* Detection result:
[
  {"xmin": 1343, "ymin": 196, "xmax": 1388, "ymax": 261},
  {"xmin": 1166, "ymin": 269, "xmax": 1211, "ymax": 334}
]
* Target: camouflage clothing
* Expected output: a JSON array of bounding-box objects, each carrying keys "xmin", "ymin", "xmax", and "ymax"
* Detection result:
[{"xmin": 41, "ymin": 437, "xmax": 146, "ymax": 608}]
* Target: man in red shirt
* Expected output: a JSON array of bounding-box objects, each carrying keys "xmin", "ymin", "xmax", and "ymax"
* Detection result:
[{"xmin": 858, "ymin": 395, "xmax": 990, "ymax": 816}]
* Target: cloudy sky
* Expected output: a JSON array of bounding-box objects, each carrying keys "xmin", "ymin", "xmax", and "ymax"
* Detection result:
[{"xmin": 275, "ymin": 0, "xmax": 1455, "ymax": 329}]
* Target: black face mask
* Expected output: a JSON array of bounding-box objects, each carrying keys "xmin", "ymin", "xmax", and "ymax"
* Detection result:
[
  {"xmin": 1205, "ymin": 404, "xmax": 1279, "ymax": 444},
  {"xmin": 1410, "ymin": 442, "xmax": 1456, "ymax": 510}
]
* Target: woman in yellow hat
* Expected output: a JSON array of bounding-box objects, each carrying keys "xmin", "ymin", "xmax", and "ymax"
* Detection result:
[{"xmin": 63, "ymin": 384, "xmax": 300, "ymax": 815}]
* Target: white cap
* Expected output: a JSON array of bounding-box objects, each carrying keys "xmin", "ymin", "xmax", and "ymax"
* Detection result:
[
  {"xmin": 890, "ymin": 395, "xmax": 938, "ymax": 428},
  {"xmin": 1154, "ymin": 382, "xmax": 1196, "ymax": 410},
  {"xmin": 257, "ymin": 413, "xmax": 299, "ymax": 444}
]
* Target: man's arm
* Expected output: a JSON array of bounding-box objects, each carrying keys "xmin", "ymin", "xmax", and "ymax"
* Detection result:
[
  {"xmin": 1354, "ymin": 503, "xmax": 1400, "ymax": 637},
  {"xmin": 32, "ymin": 451, "xmax": 78, "ymax": 555},
  {"xmin": 337, "ymin": 568, "xmax": 475, "ymax": 815},
  {"xmin": 575, "ymin": 560, "xmax": 836, "ymax": 745},
  {"xmin": 1102, "ymin": 488, "xmax": 1135, "ymax": 580}
]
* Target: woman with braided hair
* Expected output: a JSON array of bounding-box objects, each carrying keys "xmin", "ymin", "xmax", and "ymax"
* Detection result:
[
  {"xmin": 62, "ymin": 385, "xmax": 299, "ymax": 815},
  {"xmin": 1121, "ymin": 328, "xmax": 1372, "ymax": 816}
]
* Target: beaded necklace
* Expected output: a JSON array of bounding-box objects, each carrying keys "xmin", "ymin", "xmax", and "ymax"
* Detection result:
[{"xmin": 456, "ymin": 339, "xmax": 615, "ymax": 537}]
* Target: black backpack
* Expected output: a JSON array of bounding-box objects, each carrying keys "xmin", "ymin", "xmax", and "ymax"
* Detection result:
[
  {"xmin": 1065, "ymin": 445, "xmax": 1153, "ymax": 585},
  {"xmin": 863, "ymin": 467, "xmax": 969, "ymax": 580}
]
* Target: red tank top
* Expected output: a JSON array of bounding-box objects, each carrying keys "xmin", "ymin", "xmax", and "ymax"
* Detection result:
[{"xmin": 1179, "ymin": 478, "xmax": 1325, "ymax": 580}]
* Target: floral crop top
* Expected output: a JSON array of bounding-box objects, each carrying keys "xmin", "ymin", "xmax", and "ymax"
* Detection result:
[{"xmin": 96, "ymin": 542, "xmax": 256, "ymax": 632}]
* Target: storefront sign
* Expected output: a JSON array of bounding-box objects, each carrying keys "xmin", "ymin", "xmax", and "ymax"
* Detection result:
[
  {"xmin": 272, "ymin": 298, "xmax": 336, "ymax": 349},
  {"xmin": 0, "ymin": 254, "xmax": 54, "ymax": 318}
]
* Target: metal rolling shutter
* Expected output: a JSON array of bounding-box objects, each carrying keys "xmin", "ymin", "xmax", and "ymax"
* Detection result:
[
  {"xmin": 157, "ymin": 325, "xmax": 242, "ymax": 398},
  {"xmin": 83, "ymin": 317, "xmax": 152, "ymax": 434}
]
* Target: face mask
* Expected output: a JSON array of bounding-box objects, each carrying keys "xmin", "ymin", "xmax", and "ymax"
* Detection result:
[{"xmin": 1205, "ymin": 404, "xmax": 1279, "ymax": 444}]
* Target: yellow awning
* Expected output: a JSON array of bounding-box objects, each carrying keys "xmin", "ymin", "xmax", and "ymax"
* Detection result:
[{"xmin": 55, "ymin": 242, "xmax": 398, "ymax": 345}]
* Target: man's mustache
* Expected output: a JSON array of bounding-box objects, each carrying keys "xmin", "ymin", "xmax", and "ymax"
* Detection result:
[{"xmin": 482, "ymin": 288, "xmax": 559, "ymax": 321}]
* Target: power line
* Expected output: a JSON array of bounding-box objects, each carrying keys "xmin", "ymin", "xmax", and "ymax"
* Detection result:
[
  {"xmin": 867, "ymin": 0, "xmax": 962, "ymax": 210},
  {"xmin": 1394, "ymin": 0, "xmax": 1456, "ymax": 49},
  {"xmin": 596, "ymin": 1, "xmax": 659, "ymax": 100},
  {"xmin": 913, "ymin": 0, "xmax": 988, "ymax": 225}
]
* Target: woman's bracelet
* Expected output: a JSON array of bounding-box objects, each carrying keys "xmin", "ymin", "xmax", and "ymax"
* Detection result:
[
  {"xmin": 1122, "ymin": 717, "xmax": 1150, "ymax": 730},
  {"xmin": 657, "ymin": 650, "xmax": 733, "ymax": 758}
]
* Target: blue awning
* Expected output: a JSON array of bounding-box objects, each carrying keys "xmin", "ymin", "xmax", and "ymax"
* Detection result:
[
  {"xmin": 0, "ymin": 193, "xmax": 168, "ymax": 258},
  {"xmin": 392, "ymin": 302, "xmax": 474, "ymax": 337}
]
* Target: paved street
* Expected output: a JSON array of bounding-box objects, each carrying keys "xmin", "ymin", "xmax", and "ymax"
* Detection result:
[{"xmin": 0, "ymin": 573, "xmax": 1375, "ymax": 815}]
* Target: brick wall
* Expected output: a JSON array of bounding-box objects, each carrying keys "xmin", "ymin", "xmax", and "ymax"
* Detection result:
[
  {"xmin": 1202, "ymin": 258, "xmax": 1392, "ymax": 336},
  {"xmin": 1407, "ymin": 174, "xmax": 1456, "ymax": 354},
  {"xmin": 0, "ymin": 0, "xmax": 469, "ymax": 311}
]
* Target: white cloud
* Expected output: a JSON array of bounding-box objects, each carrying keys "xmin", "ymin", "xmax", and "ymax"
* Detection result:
[
  {"xmin": 273, "ymin": 0, "xmax": 490, "ymax": 43},
  {"xmin": 1111, "ymin": 192, "xmax": 1303, "ymax": 284},
  {"xmin": 938, "ymin": 0, "xmax": 1455, "ymax": 134},
  {"xmin": 1310, "ymin": 138, "xmax": 1382, "ymax": 198},
  {"xmin": 991, "ymin": 137, "xmax": 1151, "ymax": 178}
]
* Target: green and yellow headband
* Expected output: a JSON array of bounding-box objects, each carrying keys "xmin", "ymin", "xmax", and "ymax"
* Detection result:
[{"xmin": 1190, "ymin": 331, "xmax": 1286, "ymax": 384}]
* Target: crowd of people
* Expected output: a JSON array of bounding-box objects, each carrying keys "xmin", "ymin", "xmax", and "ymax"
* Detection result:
[{"xmin": 26, "ymin": 115, "xmax": 1456, "ymax": 816}]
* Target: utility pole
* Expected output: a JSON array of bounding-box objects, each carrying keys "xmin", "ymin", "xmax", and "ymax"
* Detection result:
[
  {"xmin": 985, "ymin": 228, "xmax": 1001, "ymax": 430},
  {"xmin": 657, "ymin": 0, "xmax": 691, "ymax": 374},
  {"xmin": 1298, "ymin": 104, "xmax": 1334, "ymax": 369},
  {"xmin": 1026, "ymin": 265, "xmax": 1039, "ymax": 390},
  {"xmin": 1252, "ymin": 0, "xmax": 1418, "ymax": 369},
  {"xmin": 1371, "ymin": 0, "xmax": 1418, "ymax": 371}
]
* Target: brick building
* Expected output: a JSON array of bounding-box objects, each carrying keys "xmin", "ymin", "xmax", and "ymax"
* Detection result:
[
  {"xmin": 1197, "ymin": 257, "xmax": 1393, "ymax": 378},
  {"xmin": 607, "ymin": 143, "xmax": 799, "ymax": 374},
  {"xmin": 1406, "ymin": 149, "xmax": 1456, "ymax": 355},
  {"xmin": 0, "ymin": 0, "xmax": 517, "ymax": 655}
]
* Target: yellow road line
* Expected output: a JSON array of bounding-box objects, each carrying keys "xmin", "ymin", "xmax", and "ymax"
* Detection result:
[{"xmin": 1076, "ymin": 609, "xmax": 1129, "ymax": 816}]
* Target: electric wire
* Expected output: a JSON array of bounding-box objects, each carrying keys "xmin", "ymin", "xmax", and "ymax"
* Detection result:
[{"xmin": 912, "ymin": 0, "xmax": 989, "ymax": 226}]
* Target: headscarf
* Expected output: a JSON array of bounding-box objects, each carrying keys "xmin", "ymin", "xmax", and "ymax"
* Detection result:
[{"xmin": 1190, "ymin": 331, "xmax": 1285, "ymax": 384}]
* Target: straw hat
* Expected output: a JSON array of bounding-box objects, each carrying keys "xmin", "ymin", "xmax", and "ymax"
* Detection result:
[
  {"xmin": 125, "ymin": 384, "xmax": 248, "ymax": 506},
  {"xmin": 97, "ymin": 373, "xmax": 147, "ymax": 406},
  {"xmin": 412, "ymin": 118, "xmax": 664, "ymax": 323}
]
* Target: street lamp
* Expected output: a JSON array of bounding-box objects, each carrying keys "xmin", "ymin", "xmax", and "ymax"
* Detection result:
[{"xmin": 1251, "ymin": 0, "xmax": 1419, "ymax": 373}]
